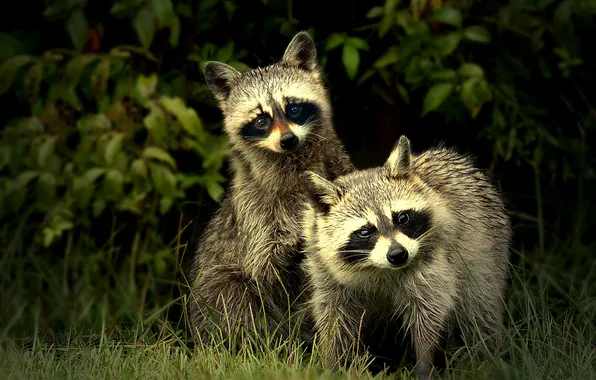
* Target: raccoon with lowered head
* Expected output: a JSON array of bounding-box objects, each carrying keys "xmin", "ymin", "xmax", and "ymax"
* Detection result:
[
  {"xmin": 189, "ymin": 31, "xmax": 354, "ymax": 344},
  {"xmin": 301, "ymin": 135, "xmax": 511, "ymax": 380}
]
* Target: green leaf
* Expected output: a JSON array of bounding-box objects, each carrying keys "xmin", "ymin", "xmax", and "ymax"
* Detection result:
[
  {"xmin": 67, "ymin": 9, "xmax": 89, "ymax": 51},
  {"xmin": 37, "ymin": 136, "xmax": 58, "ymax": 168},
  {"xmin": 91, "ymin": 59, "xmax": 111, "ymax": 103},
  {"xmin": 0, "ymin": 145, "xmax": 10, "ymax": 170},
  {"xmin": 134, "ymin": 7, "xmax": 155, "ymax": 49},
  {"xmin": 346, "ymin": 37, "xmax": 369, "ymax": 51},
  {"xmin": 64, "ymin": 54, "xmax": 98, "ymax": 88},
  {"xmin": 463, "ymin": 26, "xmax": 491, "ymax": 43},
  {"xmin": 458, "ymin": 63, "xmax": 484, "ymax": 77},
  {"xmin": 397, "ymin": 84, "xmax": 410, "ymax": 104},
  {"xmin": 430, "ymin": 69, "xmax": 457, "ymax": 81},
  {"xmin": 434, "ymin": 32, "xmax": 461, "ymax": 57},
  {"xmin": 143, "ymin": 103, "xmax": 168, "ymax": 142},
  {"xmin": 342, "ymin": 44, "xmax": 360, "ymax": 80},
  {"xmin": 179, "ymin": 174, "xmax": 203, "ymax": 189},
  {"xmin": 159, "ymin": 96, "xmax": 204, "ymax": 140},
  {"xmin": 460, "ymin": 77, "xmax": 492, "ymax": 111},
  {"xmin": 411, "ymin": 0, "xmax": 429, "ymax": 20},
  {"xmin": 176, "ymin": 3, "xmax": 192, "ymax": 18},
  {"xmin": 206, "ymin": 180, "xmax": 224, "ymax": 202},
  {"xmin": 356, "ymin": 69, "xmax": 376, "ymax": 86},
  {"xmin": 378, "ymin": 0, "xmax": 399, "ymax": 37},
  {"xmin": 149, "ymin": 162, "xmax": 177, "ymax": 197},
  {"xmin": 168, "ymin": 16, "xmax": 181, "ymax": 47},
  {"xmin": 379, "ymin": 11, "xmax": 394, "ymax": 37},
  {"xmin": 13, "ymin": 171, "xmax": 39, "ymax": 190},
  {"xmin": 159, "ymin": 196, "xmax": 174, "ymax": 215},
  {"xmin": 142, "ymin": 146, "xmax": 177, "ymax": 169},
  {"xmin": 373, "ymin": 47, "xmax": 399, "ymax": 69},
  {"xmin": 137, "ymin": 73, "xmax": 158, "ymax": 100},
  {"xmin": 0, "ymin": 55, "xmax": 34, "ymax": 95},
  {"xmin": 422, "ymin": 82, "xmax": 454, "ymax": 116},
  {"xmin": 110, "ymin": 0, "xmax": 146, "ymax": 16},
  {"xmin": 102, "ymin": 169, "xmax": 124, "ymax": 200},
  {"xmin": 24, "ymin": 63, "xmax": 44, "ymax": 105},
  {"xmin": 104, "ymin": 133, "xmax": 124, "ymax": 166},
  {"xmin": 325, "ymin": 33, "xmax": 345, "ymax": 51},
  {"xmin": 117, "ymin": 195, "xmax": 142, "ymax": 214},
  {"xmin": 152, "ymin": 0, "xmax": 174, "ymax": 24},
  {"xmin": 43, "ymin": 0, "xmax": 71, "ymax": 18},
  {"xmin": 191, "ymin": 134, "xmax": 229, "ymax": 170},
  {"xmin": 384, "ymin": 0, "xmax": 399, "ymax": 16},
  {"xmin": 366, "ymin": 6, "xmax": 383, "ymax": 19},
  {"xmin": 36, "ymin": 172, "xmax": 56, "ymax": 210},
  {"xmin": 92, "ymin": 198, "xmax": 106, "ymax": 217},
  {"xmin": 216, "ymin": 41, "xmax": 234, "ymax": 62},
  {"xmin": 74, "ymin": 167, "xmax": 106, "ymax": 191},
  {"xmin": 553, "ymin": 47, "xmax": 570, "ymax": 61},
  {"xmin": 131, "ymin": 158, "xmax": 148, "ymax": 178},
  {"xmin": 429, "ymin": 7, "xmax": 462, "ymax": 28},
  {"xmin": 201, "ymin": 171, "xmax": 227, "ymax": 202},
  {"xmin": 43, "ymin": 228, "xmax": 56, "ymax": 248}
]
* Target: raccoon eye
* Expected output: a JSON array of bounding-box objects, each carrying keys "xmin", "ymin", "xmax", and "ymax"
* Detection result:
[
  {"xmin": 397, "ymin": 212, "xmax": 409, "ymax": 225},
  {"xmin": 255, "ymin": 115, "xmax": 270, "ymax": 129},
  {"xmin": 355, "ymin": 228, "xmax": 373, "ymax": 239},
  {"xmin": 287, "ymin": 104, "xmax": 302, "ymax": 117}
]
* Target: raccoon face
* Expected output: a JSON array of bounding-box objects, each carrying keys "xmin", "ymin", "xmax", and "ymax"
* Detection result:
[
  {"xmin": 302, "ymin": 136, "xmax": 450, "ymax": 282},
  {"xmin": 203, "ymin": 31, "xmax": 330, "ymax": 154}
]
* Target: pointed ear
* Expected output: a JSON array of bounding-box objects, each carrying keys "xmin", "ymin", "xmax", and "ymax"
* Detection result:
[
  {"xmin": 281, "ymin": 31, "xmax": 318, "ymax": 72},
  {"xmin": 385, "ymin": 135, "xmax": 412, "ymax": 178},
  {"xmin": 203, "ymin": 61, "xmax": 242, "ymax": 103},
  {"xmin": 301, "ymin": 171, "xmax": 343, "ymax": 214}
]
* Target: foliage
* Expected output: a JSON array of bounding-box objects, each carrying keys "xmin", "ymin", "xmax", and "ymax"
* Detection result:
[{"xmin": 0, "ymin": 47, "xmax": 229, "ymax": 256}]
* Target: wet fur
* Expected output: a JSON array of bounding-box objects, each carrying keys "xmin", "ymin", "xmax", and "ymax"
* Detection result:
[
  {"xmin": 188, "ymin": 31, "xmax": 354, "ymax": 345},
  {"xmin": 301, "ymin": 136, "xmax": 512, "ymax": 379}
]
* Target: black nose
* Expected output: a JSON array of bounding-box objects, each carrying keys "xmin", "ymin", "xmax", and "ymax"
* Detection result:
[
  {"xmin": 387, "ymin": 246, "xmax": 409, "ymax": 266},
  {"xmin": 280, "ymin": 132, "xmax": 299, "ymax": 151}
]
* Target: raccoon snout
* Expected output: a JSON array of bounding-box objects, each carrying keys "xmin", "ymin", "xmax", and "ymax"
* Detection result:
[
  {"xmin": 386, "ymin": 246, "xmax": 409, "ymax": 266},
  {"xmin": 280, "ymin": 132, "xmax": 299, "ymax": 151}
]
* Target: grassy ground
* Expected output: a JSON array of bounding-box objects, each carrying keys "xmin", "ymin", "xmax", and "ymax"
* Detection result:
[{"xmin": 1, "ymin": 236, "xmax": 595, "ymax": 379}]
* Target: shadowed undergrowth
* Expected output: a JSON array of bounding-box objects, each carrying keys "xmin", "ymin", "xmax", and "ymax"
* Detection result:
[{"xmin": 2, "ymin": 239, "xmax": 594, "ymax": 380}]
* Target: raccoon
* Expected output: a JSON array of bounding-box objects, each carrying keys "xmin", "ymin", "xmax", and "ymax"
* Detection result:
[
  {"xmin": 300, "ymin": 135, "xmax": 511, "ymax": 380},
  {"xmin": 188, "ymin": 31, "xmax": 354, "ymax": 344}
]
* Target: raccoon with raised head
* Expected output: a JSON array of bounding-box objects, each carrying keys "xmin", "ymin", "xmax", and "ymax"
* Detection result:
[
  {"xmin": 301, "ymin": 135, "xmax": 511, "ymax": 380},
  {"xmin": 189, "ymin": 31, "xmax": 354, "ymax": 344}
]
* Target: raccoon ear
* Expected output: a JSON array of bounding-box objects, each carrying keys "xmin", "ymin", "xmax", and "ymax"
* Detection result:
[
  {"xmin": 203, "ymin": 61, "xmax": 242, "ymax": 102},
  {"xmin": 301, "ymin": 171, "xmax": 342, "ymax": 214},
  {"xmin": 282, "ymin": 31, "xmax": 318, "ymax": 72},
  {"xmin": 385, "ymin": 135, "xmax": 412, "ymax": 178}
]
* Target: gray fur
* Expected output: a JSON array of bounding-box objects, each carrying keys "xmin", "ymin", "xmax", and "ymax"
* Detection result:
[
  {"xmin": 301, "ymin": 135, "xmax": 512, "ymax": 380},
  {"xmin": 189, "ymin": 31, "xmax": 354, "ymax": 344}
]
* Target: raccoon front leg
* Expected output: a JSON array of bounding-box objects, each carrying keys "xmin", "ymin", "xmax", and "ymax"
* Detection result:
[
  {"xmin": 311, "ymin": 287, "xmax": 367, "ymax": 370},
  {"xmin": 403, "ymin": 303, "xmax": 451, "ymax": 380},
  {"xmin": 192, "ymin": 264, "xmax": 284, "ymax": 342}
]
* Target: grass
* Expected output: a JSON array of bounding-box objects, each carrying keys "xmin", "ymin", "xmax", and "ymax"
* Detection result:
[{"xmin": 1, "ymin": 228, "xmax": 595, "ymax": 380}]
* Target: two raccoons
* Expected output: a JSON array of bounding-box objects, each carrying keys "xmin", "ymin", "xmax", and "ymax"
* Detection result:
[
  {"xmin": 190, "ymin": 30, "xmax": 511, "ymax": 380},
  {"xmin": 301, "ymin": 135, "xmax": 512, "ymax": 379},
  {"xmin": 189, "ymin": 31, "xmax": 353, "ymax": 343}
]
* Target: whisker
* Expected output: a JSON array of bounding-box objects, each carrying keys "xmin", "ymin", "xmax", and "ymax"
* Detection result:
[{"xmin": 338, "ymin": 250, "xmax": 372, "ymax": 255}]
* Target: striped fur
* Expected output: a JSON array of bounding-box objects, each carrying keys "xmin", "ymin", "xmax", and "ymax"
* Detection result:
[
  {"xmin": 188, "ymin": 31, "xmax": 354, "ymax": 345},
  {"xmin": 301, "ymin": 135, "xmax": 512, "ymax": 379}
]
